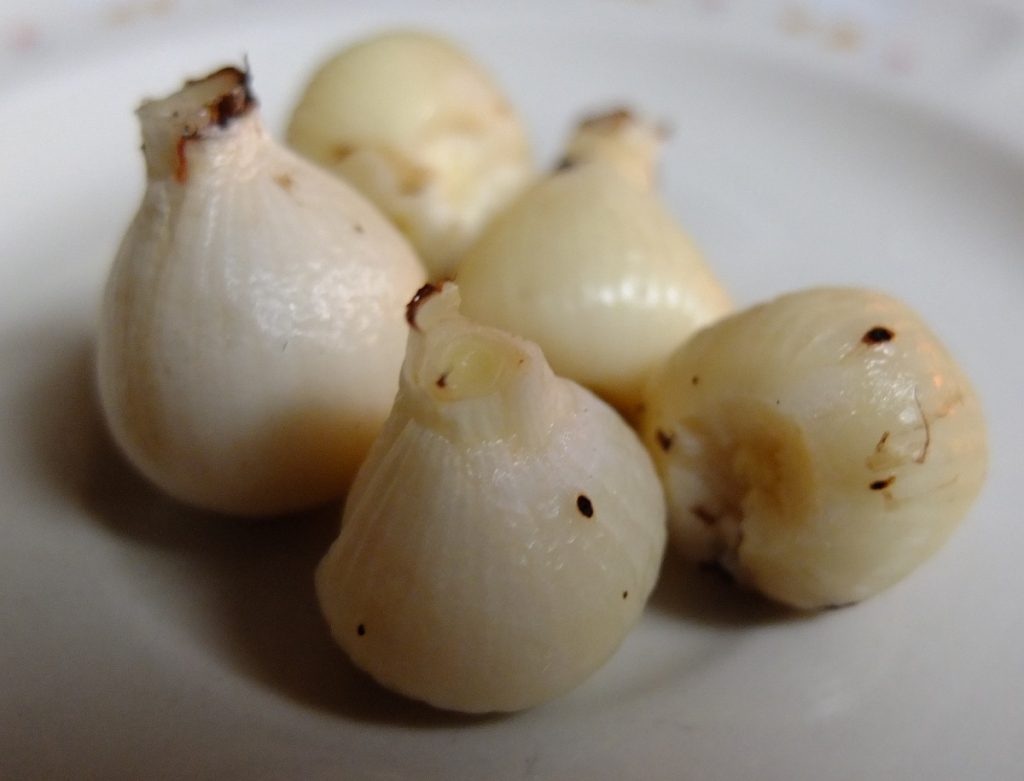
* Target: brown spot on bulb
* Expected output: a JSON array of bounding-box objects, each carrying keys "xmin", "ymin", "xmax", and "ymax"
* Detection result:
[
  {"xmin": 862, "ymin": 326, "xmax": 894, "ymax": 344},
  {"xmin": 576, "ymin": 494, "xmax": 594, "ymax": 518},
  {"xmin": 357, "ymin": 624, "xmax": 366, "ymax": 636},
  {"xmin": 655, "ymin": 429, "xmax": 674, "ymax": 452},
  {"xmin": 331, "ymin": 143, "xmax": 356, "ymax": 162},
  {"xmin": 870, "ymin": 477, "xmax": 895, "ymax": 491}
]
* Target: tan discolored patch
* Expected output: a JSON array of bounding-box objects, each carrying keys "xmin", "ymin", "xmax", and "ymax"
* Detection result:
[
  {"xmin": 330, "ymin": 143, "xmax": 356, "ymax": 162},
  {"xmin": 828, "ymin": 20, "xmax": 863, "ymax": 52}
]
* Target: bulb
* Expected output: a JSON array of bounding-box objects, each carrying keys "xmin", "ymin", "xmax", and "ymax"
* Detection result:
[
  {"xmin": 287, "ymin": 30, "xmax": 533, "ymax": 280},
  {"xmin": 456, "ymin": 108, "xmax": 732, "ymax": 414},
  {"xmin": 96, "ymin": 66, "xmax": 427, "ymax": 516},
  {"xmin": 316, "ymin": 283, "xmax": 666, "ymax": 713},
  {"xmin": 642, "ymin": 287, "xmax": 988, "ymax": 609}
]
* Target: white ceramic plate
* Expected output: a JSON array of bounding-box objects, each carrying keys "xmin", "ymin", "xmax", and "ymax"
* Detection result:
[{"xmin": 2, "ymin": 1, "xmax": 1022, "ymax": 778}]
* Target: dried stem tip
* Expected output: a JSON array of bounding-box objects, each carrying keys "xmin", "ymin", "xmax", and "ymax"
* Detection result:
[
  {"xmin": 137, "ymin": 65, "xmax": 257, "ymax": 182},
  {"xmin": 558, "ymin": 107, "xmax": 667, "ymax": 190},
  {"xmin": 406, "ymin": 282, "xmax": 442, "ymax": 330}
]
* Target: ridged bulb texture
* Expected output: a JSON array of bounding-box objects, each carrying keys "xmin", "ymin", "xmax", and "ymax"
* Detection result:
[
  {"xmin": 287, "ymin": 30, "xmax": 533, "ymax": 280},
  {"xmin": 316, "ymin": 283, "xmax": 666, "ymax": 713},
  {"xmin": 96, "ymin": 68, "xmax": 426, "ymax": 517},
  {"xmin": 642, "ymin": 287, "xmax": 987, "ymax": 609},
  {"xmin": 456, "ymin": 110, "xmax": 732, "ymax": 414}
]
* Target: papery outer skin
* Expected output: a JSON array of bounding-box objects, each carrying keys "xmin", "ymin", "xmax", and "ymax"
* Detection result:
[
  {"xmin": 286, "ymin": 30, "xmax": 533, "ymax": 280},
  {"xmin": 456, "ymin": 161, "xmax": 732, "ymax": 414},
  {"xmin": 641, "ymin": 287, "xmax": 988, "ymax": 609},
  {"xmin": 316, "ymin": 285, "xmax": 666, "ymax": 712},
  {"xmin": 96, "ymin": 110, "xmax": 426, "ymax": 516}
]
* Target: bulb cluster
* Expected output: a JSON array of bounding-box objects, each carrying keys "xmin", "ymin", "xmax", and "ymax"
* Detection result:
[{"xmin": 96, "ymin": 32, "xmax": 987, "ymax": 713}]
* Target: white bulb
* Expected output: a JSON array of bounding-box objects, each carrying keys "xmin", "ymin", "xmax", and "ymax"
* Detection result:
[
  {"xmin": 96, "ymin": 66, "xmax": 426, "ymax": 516},
  {"xmin": 642, "ymin": 287, "xmax": 988, "ymax": 609},
  {"xmin": 456, "ymin": 109, "xmax": 732, "ymax": 414},
  {"xmin": 287, "ymin": 30, "xmax": 533, "ymax": 279},
  {"xmin": 317, "ymin": 283, "xmax": 666, "ymax": 712}
]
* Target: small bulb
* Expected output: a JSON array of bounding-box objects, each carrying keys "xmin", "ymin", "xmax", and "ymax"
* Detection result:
[
  {"xmin": 317, "ymin": 283, "xmax": 666, "ymax": 712},
  {"xmin": 642, "ymin": 287, "xmax": 988, "ymax": 609},
  {"xmin": 456, "ymin": 108, "xmax": 732, "ymax": 414},
  {"xmin": 287, "ymin": 30, "xmax": 533, "ymax": 279}
]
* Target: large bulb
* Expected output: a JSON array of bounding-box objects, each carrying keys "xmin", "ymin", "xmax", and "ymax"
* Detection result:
[
  {"xmin": 96, "ymin": 66, "xmax": 426, "ymax": 516},
  {"xmin": 317, "ymin": 283, "xmax": 666, "ymax": 712}
]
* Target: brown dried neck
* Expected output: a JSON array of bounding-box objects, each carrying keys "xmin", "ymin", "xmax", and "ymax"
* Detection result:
[{"xmin": 406, "ymin": 282, "xmax": 443, "ymax": 330}]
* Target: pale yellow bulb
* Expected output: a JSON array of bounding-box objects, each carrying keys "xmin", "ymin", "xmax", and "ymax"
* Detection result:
[
  {"xmin": 457, "ymin": 110, "xmax": 732, "ymax": 414},
  {"xmin": 287, "ymin": 30, "xmax": 533, "ymax": 279},
  {"xmin": 642, "ymin": 287, "xmax": 987, "ymax": 609}
]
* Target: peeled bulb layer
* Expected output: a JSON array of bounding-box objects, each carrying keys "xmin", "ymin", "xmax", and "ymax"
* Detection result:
[
  {"xmin": 287, "ymin": 30, "xmax": 533, "ymax": 279},
  {"xmin": 97, "ymin": 67, "xmax": 426, "ymax": 516},
  {"xmin": 456, "ymin": 110, "xmax": 732, "ymax": 413},
  {"xmin": 642, "ymin": 287, "xmax": 987, "ymax": 609},
  {"xmin": 317, "ymin": 283, "xmax": 666, "ymax": 713}
]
